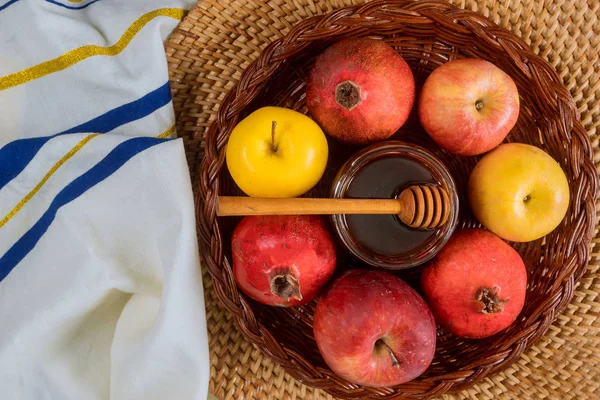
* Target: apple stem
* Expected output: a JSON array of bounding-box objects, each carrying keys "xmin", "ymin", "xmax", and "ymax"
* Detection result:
[
  {"xmin": 475, "ymin": 99, "xmax": 484, "ymax": 111},
  {"xmin": 475, "ymin": 286, "xmax": 509, "ymax": 314},
  {"xmin": 376, "ymin": 339, "xmax": 400, "ymax": 368},
  {"xmin": 271, "ymin": 121, "xmax": 278, "ymax": 153}
]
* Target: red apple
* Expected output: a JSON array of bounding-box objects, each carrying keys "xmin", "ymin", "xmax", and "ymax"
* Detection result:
[
  {"xmin": 313, "ymin": 269, "xmax": 436, "ymax": 387},
  {"xmin": 418, "ymin": 58, "xmax": 520, "ymax": 156},
  {"xmin": 232, "ymin": 215, "xmax": 336, "ymax": 307},
  {"xmin": 306, "ymin": 38, "xmax": 415, "ymax": 145},
  {"xmin": 421, "ymin": 228, "xmax": 527, "ymax": 338}
]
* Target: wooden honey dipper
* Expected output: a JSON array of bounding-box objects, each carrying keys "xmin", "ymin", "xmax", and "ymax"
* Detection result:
[{"xmin": 217, "ymin": 185, "xmax": 451, "ymax": 229}]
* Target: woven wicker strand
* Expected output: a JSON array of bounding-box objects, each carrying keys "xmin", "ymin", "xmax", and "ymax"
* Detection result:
[{"xmin": 166, "ymin": 0, "xmax": 600, "ymax": 399}]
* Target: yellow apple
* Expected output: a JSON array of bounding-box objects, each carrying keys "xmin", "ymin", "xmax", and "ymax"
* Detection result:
[
  {"xmin": 226, "ymin": 106, "xmax": 328, "ymax": 198},
  {"xmin": 468, "ymin": 143, "xmax": 569, "ymax": 242}
]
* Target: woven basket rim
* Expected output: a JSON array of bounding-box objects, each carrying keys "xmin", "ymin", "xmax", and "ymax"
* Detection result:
[{"xmin": 194, "ymin": 1, "xmax": 599, "ymax": 398}]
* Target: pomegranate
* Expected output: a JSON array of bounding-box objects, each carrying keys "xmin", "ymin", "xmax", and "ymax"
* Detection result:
[
  {"xmin": 231, "ymin": 215, "xmax": 336, "ymax": 307},
  {"xmin": 306, "ymin": 38, "xmax": 415, "ymax": 145},
  {"xmin": 421, "ymin": 228, "xmax": 527, "ymax": 338}
]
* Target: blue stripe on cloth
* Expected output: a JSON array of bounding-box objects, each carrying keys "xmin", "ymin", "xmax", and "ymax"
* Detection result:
[
  {"xmin": 0, "ymin": 0, "xmax": 101, "ymax": 12},
  {"xmin": 0, "ymin": 136, "xmax": 168, "ymax": 281},
  {"xmin": 0, "ymin": 82, "xmax": 171, "ymax": 191},
  {"xmin": 0, "ymin": 0, "xmax": 18, "ymax": 12},
  {"xmin": 44, "ymin": 0, "xmax": 102, "ymax": 10}
]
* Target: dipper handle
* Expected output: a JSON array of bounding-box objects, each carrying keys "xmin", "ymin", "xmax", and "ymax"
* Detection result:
[
  {"xmin": 218, "ymin": 197, "xmax": 402, "ymax": 216},
  {"xmin": 217, "ymin": 185, "xmax": 450, "ymax": 229}
]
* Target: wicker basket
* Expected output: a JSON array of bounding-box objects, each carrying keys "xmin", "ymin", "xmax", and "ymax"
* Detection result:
[{"xmin": 195, "ymin": 1, "xmax": 598, "ymax": 398}]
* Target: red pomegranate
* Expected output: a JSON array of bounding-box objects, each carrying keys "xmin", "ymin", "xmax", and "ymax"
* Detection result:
[
  {"xmin": 231, "ymin": 215, "xmax": 336, "ymax": 307},
  {"xmin": 306, "ymin": 38, "xmax": 415, "ymax": 145},
  {"xmin": 421, "ymin": 228, "xmax": 527, "ymax": 338}
]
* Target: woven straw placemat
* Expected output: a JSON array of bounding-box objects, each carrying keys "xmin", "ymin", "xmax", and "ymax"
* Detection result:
[{"xmin": 165, "ymin": 1, "xmax": 600, "ymax": 399}]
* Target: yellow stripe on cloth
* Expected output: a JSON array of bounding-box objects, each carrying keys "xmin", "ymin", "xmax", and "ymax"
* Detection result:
[
  {"xmin": 0, "ymin": 124, "xmax": 175, "ymax": 230},
  {"xmin": 0, "ymin": 8, "xmax": 185, "ymax": 91},
  {"xmin": 0, "ymin": 133, "xmax": 99, "ymax": 229},
  {"xmin": 0, "ymin": 125, "xmax": 174, "ymax": 229},
  {"xmin": 156, "ymin": 125, "xmax": 175, "ymax": 139}
]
